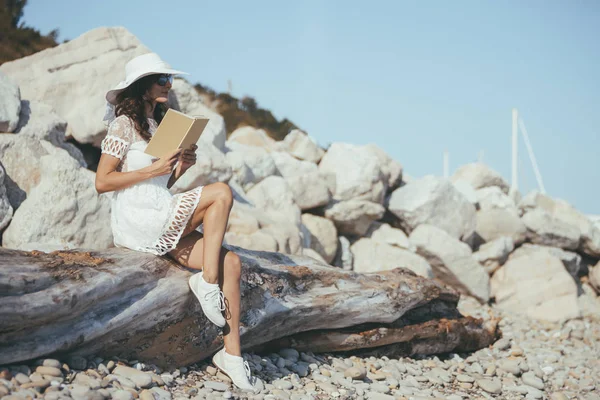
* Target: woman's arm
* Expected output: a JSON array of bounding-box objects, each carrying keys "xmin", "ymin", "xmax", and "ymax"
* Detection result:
[
  {"xmin": 167, "ymin": 145, "xmax": 198, "ymax": 189},
  {"xmin": 95, "ymin": 149, "xmax": 181, "ymax": 194}
]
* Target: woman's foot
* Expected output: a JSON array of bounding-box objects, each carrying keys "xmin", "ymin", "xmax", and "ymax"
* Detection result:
[
  {"xmin": 212, "ymin": 348, "xmax": 261, "ymax": 392},
  {"xmin": 188, "ymin": 271, "xmax": 226, "ymax": 327}
]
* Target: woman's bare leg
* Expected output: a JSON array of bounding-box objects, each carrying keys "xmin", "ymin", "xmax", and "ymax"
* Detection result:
[
  {"xmin": 177, "ymin": 182, "xmax": 233, "ymax": 283},
  {"xmin": 169, "ymin": 232, "xmax": 243, "ymax": 355}
]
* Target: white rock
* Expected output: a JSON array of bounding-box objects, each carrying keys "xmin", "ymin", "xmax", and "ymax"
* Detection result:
[
  {"xmin": 351, "ymin": 238, "xmax": 433, "ymax": 278},
  {"xmin": 333, "ymin": 236, "xmax": 353, "ymax": 270},
  {"xmin": 0, "ymin": 27, "xmax": 151, "ymax": 145},
  {"xmin": 510, "ymin": 243, "xmax": 583, "ymax": 279},
  {"xmin": 476, "ymin": 186, "xmax": 516, "ymax": 211},
  {"xmin": 227, "ymin": 125, "xmax": 276, "ymax": 150},
  {"xmin": 246, "ymin": 176, "xmax": 301, "ymax": 226},
  {"xmin": 302, "ymin": 247, "xmax": 327, "ymax": 264},
  {"xmin": 324, "ymin": 200, "xmax": 385, "ymax": 236},
  {"xmin": 452, "ymin": 163, "xmax": 509, "ymax": 193},
  {"xmin": 475, "ymin": 208, "xmax": 527, "ymax": 245},
  {"xmin": 363, "ymin": 143, "xmax": 403, "ymax": 190},
  {"xmin": 271, "ymin": 151, "xmax": 330, "ymax": 210},
  {"xmin": 365, "ymin": 222, "xmax": 411, "ymax": 250},
  {"xmin": 225, "ymin": 142, "xmax": 278, "ymax": 191},
  {"xmin": 280, "ymin": 129, "xmax": 324, "ymax": 164},
  {"xmin": 170, "ymin": 144, "xmax": 232, "ymax": 194},
  {"xmin": 2, "ymin": 154, "xmax": 112, "ymax": 250},
  {"xmin": 0, "ymin": 135, "xmax": 62, "ymax": 209},
  {"xmin": 15, "ymin": 100, "xmax": 86, "ymax": 167},
  {"xmin": 318, "ymin": 143, "xmax": 385, "ymax": 203},
  {"xmin": 452, "ymin": 179, "xmax": 478, "ymax": 205},
  {"xmin": 224, "ymin": 230, "xmax": 278, "ymax": 253},
  {"xmin": 0, "ymin": 71, "xmax": 21, "ymax": 133},
  {"xmin": 522, "ymin": 208, "xmax": 580, "ymax": 250},
  {"xmin": 473, "ymin": 236, "xmax": 514, "ymax": 275},
  {"xmin": 409, "ymin": 224, "xmax": 490, "ymax": 302},
  {"xmin": 301, "ymin": 214, "xmax": 338, "ymax": 264},
  {"xmin": 0, "ymin": 161, "xmax": 14, "ymax": 231},
  {"xmin": 227, "ymin": 202, "xmax": 260, "ymax": 235},
  {"xmin": 388, "ymin": 175, "xmax": 476, "ymax": 241},
  {"xmin": 169, "ymin": 78, "xmax": 226, "ymax": 151},
  {"xmin": 519, "ymin": 190, "xmax": 600, "ymax": 257},
  {"xmin": 491, "ymin": 247, "xmax": 580, "ymax": 321}
]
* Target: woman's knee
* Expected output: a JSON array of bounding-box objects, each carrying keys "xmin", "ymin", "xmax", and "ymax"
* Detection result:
[
  {"xmin": 224, "ymin": 251, "xmax": 242, "ymax": 279},
  {"xmin": 211, "ymin": 182, "xmax": 233, "ymax": 209}
]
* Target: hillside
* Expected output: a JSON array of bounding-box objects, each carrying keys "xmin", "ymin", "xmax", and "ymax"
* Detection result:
[{"xmin": 0, "ymin": 1, "xmax": 59, "ymax": 64}]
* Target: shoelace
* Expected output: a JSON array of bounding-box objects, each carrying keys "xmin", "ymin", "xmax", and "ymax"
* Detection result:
[
  {"xmin": 204, "ymin": 289, "xmax": 226, "ymax": 311},
  {"xmin": 243, "ymin": 361, "xmax": 251, "ymax": 379}
]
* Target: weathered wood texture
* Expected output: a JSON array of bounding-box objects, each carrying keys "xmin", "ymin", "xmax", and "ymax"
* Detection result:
[{"xmin": 0, "ymin": 247, "xmax": 498, "ymax": 367}]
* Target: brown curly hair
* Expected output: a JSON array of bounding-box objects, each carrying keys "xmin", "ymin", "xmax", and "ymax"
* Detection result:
[{"xmin": 115, "ymin": 74, "xmax": 169, "ymax": 141}]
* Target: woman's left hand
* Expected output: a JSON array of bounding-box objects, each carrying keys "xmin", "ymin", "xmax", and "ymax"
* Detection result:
[{"xmin": 176, "ymin": 144, "xmax": 198, "ymax": 175}]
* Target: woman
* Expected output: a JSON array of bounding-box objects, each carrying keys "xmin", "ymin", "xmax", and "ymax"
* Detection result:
[{"xmin": 96, "ymin": 53, "xmax": 259, "ymax": 391}]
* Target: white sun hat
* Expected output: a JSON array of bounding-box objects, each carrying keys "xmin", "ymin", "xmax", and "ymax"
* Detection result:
[{"xmin": 105, "ymin": 52, "xmax": 189, "ymax": 105}]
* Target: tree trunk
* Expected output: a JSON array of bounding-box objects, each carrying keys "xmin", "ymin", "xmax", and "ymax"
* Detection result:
[{"xmin": 0, "ymin": 246, "xmax": 498, "ymax": 368}]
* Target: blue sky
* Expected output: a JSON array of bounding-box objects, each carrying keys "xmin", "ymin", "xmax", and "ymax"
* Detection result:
[{"xmin": 24, "ymin": 1, "xmax": 599, "ymax": 214}]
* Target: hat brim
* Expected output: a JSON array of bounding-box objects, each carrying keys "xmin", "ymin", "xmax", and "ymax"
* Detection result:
[{"xmin": 106, "ymin": 68, "xmax": 189, "ymax": 105}]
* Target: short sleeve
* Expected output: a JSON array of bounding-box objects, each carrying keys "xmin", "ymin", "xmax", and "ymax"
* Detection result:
[{"xmin": 101, "ymin": 116, "xmax": 135, "ymax": 160}]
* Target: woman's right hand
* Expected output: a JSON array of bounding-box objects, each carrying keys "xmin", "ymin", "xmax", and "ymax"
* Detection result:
[{"xmin": 147, "ymin": 148, "xmax": 182, "ymax": 177}]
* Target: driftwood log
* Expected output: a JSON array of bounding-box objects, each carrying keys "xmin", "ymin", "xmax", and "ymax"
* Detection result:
[{"xmin": 0, "ymin": 246, "xmax": 498, "ymax": 368}]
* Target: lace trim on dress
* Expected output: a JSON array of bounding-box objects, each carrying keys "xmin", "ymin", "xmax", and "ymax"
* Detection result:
[
  {"xmin": 101, "ymin": 135, "xmax": 130, "ymax": 160},
  {"xmin": 149, "ymin": 186, "xmax": 203, "ymax": 255}
]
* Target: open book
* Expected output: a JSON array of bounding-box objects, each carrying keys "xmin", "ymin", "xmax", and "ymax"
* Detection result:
[{"xmin": 144, "ymin": 109, "xmax": 210, "ymax": 158}]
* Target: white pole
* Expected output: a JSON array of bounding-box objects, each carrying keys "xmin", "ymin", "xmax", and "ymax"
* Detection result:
[
  {"xmin": 510, "ymin": 108, "xmax": 519, "ymax": 196},
  {"xmin": 518, "ymin": 118, "xmax": 546, "ymax": 194},
  {"xmin": 443, "ymin": 150, "xmax": 449, "ymax": 178}
]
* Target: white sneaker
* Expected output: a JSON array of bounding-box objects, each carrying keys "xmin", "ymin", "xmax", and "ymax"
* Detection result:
[
  {"xmin": 188, "ymin": 271, "xmax": 226, "ymax": 327},
  {"xmin": 212, "ymin": 348, "xmax": 261, "ymax": 392}
]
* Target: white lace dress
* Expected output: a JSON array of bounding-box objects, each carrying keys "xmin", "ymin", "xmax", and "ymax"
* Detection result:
[{"xmin": 100, "ymin": 115, "xmax": 203, "ymax": 255}]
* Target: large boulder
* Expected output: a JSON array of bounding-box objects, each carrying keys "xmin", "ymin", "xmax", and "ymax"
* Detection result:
[
  {"xmin": 491, "ymin": 247, "xmax": 580, "ymax": 321},
  {"xmin": 363, "ymin": 143, "xmax": 403, "ymax": 190},
  {"xmin": 246, "ymin": 176, "xmax": 301, "ymax": 226},
  {"xmin": 227, "ymin": 126, "xmax": 276, "ymax": 150},
  {"xmin": 0, "ymin": 135, "xmax": 60, "ymax": 209},
  {"xmin": 388, "ymin": 176, "xmax": 476, "ymax": 241},
  {"xmin": 0, "ymin": 71, "xmax": 21, "ymax": 133},
  {"xmin": 171, "ymin": 144, "xmax": 232, "ymax": 194},
  {"xmin": 472, "ymin": 187, "xmax": 527, "ymax": 246},
  {"xmin": 271, "ymin": 151, "xmax": 330, "ymax": 210},
  {"xmin": 351, "ymin": 238, "xmax": 433, "ymax": 278},
  {"xmin": 472, "ymin": 236, "xmax": 514, "ymax": 275},
  {"xmin": 224, "ymin": 201, "xmax": 302, "ymax": 255},
  {"xmin": 522, "ymin": 208, "xmax": 581, "ymax": 250},
  {"xmin": 278, "ymin": 129, "xmax": 324, "ymax": 164},
  {"xmin": 365, "ymin": 222, "xmax": 411, "ymax": 250},
  {"xmin": 318, "ymin": 143, "xmax": 385, "ymax": 203},
  {"xmin": 324, "ymin": 200, "xmax": 385, "ymax": 236},
  {"xmin": 225, "ymin": 142, "xmax": 278, "ymax": 191},
  {"xmin": 451, "ymin": 163, "xmax": 509, "ymax": 193},
  {"xmin": 2, "ymin": 154, "xmax": 112, "ymax": 250},
  {"xmin": 301, "ymin": 214, "xmax": 338, "ymax": 264},
  {"xmin": 519, "ymin": 191, "xmax": 600, "ymax": 257},
  {"xmin": 15, "ymin": 100, "xmax": 86, "ymax": 167},
  {"xmin": 510, "ymin": 243, "xmax": 583, "ymax": 280},
  {"xmin": 169, "ymin": 78, "xmax": 227, "ymax": 151},
  {"xmin": 409, "ymin": 224, "xmax": 490, "ymax": 302},
  {"xmin": 0, "ymin": 27, "xmax": 151, "ymax": 145},
  {"xmin": 0, "ymin": 161, "xmax": 13, "ymax": 231}
]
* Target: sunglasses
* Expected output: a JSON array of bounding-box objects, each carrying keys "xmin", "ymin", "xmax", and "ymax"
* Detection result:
[{"xmin": 155, "ymin": 74, "xmax": 173, "ymax": 86}]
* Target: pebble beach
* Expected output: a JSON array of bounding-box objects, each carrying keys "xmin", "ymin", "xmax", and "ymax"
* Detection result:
[{"xmin": 2, "ymin": 296, "xmax": 598, "ymax": 400}]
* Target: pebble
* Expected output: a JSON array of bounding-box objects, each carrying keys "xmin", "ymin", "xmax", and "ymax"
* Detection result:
[
  {"xmin": 522, "ymin": 371, "xmax": 545, "ymax": 390},
  {"xmin": 204, "ymin": 381, "xmax": 229, "ymax": 392},
  {"xmin": 476, "ymin": 378, "xmax": 502, "ymax": 394}
]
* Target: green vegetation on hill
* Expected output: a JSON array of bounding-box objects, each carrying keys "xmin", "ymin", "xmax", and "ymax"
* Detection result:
[
  {"xmin": 195, "ymin": 83, "xmax": 299, "ymax": 141},
  {"xmin": 0, "ymin": 0, "xmax": 59, "ymax": 64}
]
